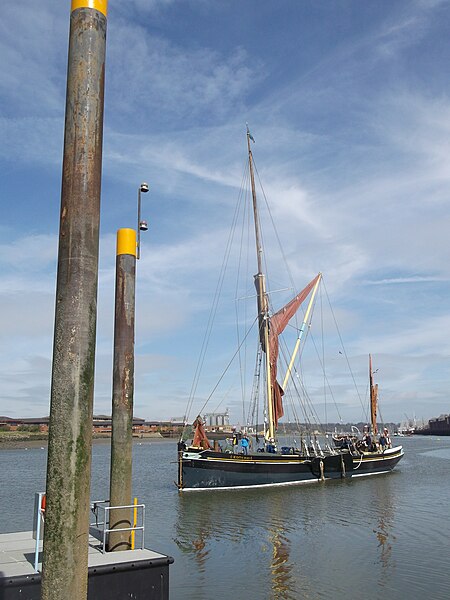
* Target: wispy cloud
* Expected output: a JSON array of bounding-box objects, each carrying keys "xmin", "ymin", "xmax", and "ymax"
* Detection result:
[
  {"xmin": 365, "ymin": 276, "xmax": 449, "ymax": 285},
  {"xmin": 106, "ymin": 15, "xmax": 263, "ymax": 130},
  {"xmin": 1, "ymin": 0, "xmax": 449, "ymax": 424}
]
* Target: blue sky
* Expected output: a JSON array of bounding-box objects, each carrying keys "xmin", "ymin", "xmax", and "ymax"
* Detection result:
[{"xmin": 1, "ymin": 0, "xmax": 449, "ymax": 426}]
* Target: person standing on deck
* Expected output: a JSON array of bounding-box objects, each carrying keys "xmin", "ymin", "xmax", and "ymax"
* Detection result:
[
  {"xmin": 384, "ymin": 428, "xmax": 392, "ymax": 449},
  {"xmin": 241, "ymin": 436, "xmax": 249, "ymax": 455},
  {"xmin": 363, "ymin": 431, "xmax": 372, "ymax": 451}
]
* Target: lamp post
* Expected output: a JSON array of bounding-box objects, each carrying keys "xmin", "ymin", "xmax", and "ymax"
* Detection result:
[{"xmin": 137, "ymin": 182, "xmax": 149, "ymax": 259}]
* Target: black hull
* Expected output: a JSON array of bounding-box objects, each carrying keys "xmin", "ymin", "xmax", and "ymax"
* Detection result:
[
  {"xmin": 352, "ymin": 446, "xmax": 404, "ymax": 476},
  {"xmin": 178, "ymin": 446, "xmax": 404, "ymax": 490}
]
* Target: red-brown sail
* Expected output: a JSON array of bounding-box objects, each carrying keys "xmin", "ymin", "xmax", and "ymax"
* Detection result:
[
  {"xmin": 192, "ymin": 416, "xmax": 212, "ymax": 449},
  {"xmin": 267, "ymin": 274, "xmax": 321, "ymax": 426}
]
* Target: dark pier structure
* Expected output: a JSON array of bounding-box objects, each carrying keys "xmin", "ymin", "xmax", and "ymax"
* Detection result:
[{"xmin": 0, "ymin": 532, "xmax": 172, "ymax": 600}]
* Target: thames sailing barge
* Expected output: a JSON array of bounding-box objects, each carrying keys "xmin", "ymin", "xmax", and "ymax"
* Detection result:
[{"xmin": 177, "ymin": 128, "xmax": 403, "ymax": 491}]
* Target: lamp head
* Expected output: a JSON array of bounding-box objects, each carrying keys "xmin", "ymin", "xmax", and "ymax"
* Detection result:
[
  {"xmin": 139, "ymin": 220, "xmax": 148, "ymax": 231},
  {"xmin": 140, "ymin": 182, "xmax": 149, "ymax": 193}
]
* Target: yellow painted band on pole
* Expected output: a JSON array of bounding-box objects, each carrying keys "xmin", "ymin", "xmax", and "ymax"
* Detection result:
[
  {"xmin": 117, "ymin": 228, "xmax": 137, "ymax": 257},
  {"xmin": 71, "ymin": 0, "xmax": 108, "ymax": 17},
  {"xmin": 131, "ymin": 497, "xmax": 138, "ymax": 550}
]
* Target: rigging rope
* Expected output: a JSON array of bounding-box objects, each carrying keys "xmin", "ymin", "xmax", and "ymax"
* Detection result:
[
  {"xmin": 196, "ymin": 317, "xmax": 258, "ymax": 418},
  {"xmin": 322, "ymin": 279, "xmax": 366, "ymax": 414},
  {"xmin": 234, "ymin": 169, "xmax": 252, "ymax": 427},
  {"xmin": 182, "ymin": 165, "xmax": 249, "ymax": 435},
  {"xmin": 183, "ymin": 147, "xmax": 368, "ymax": 443}
]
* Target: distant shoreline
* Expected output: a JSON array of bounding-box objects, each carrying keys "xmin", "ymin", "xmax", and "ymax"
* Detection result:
[{"xmin": 0, "ymin": 433, "xmax": 176, "ymax": 450}]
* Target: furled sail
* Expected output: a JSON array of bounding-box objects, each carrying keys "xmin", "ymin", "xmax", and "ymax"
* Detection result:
[
  {"xmin": 254, "ymin": 273, "xmax": 269, "ymax": 349},
  {"xmin": 268, "ymin": 274, "xmax": 321, "ymax": 426},
  {"xmin": 192, "ymin": 415, "xmax": 212, "ymax": 449}
]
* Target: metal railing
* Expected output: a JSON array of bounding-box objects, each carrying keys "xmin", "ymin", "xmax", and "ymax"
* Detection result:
[
  {"xmin": 32, "ymin": 494, "xmax": 146, "ymax": 572},
  {"xmin": 33, "ymin": 492, "xmax": 46, "ymax": 572},
  {"xmin": 90, "ymin": 499, "xmax": 146, "ymax": 553}
]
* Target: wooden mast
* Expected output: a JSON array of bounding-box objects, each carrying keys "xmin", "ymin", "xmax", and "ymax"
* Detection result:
[
  {"xmin": 369, "ymin": 354, "xmax": 378, "ymax": 435},
  {"xmin": 247, "ymin": 126, "xmax": 275, "ymax": 443}
]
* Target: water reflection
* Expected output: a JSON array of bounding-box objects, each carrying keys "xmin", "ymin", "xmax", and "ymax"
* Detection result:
[
  {"xmin": 267, "ymin": 529, "xmax": 294, "ymax": 599},
  {"xmin": 369, "ymin": 475, "xmax": 397, "ymax": 575},
  {"xmin": 174, "ymin": 487, "xmax": 316, "ymax": 599},
  {"xmin": 174, "ymin": 493, "xmax": 213, "ymax": 573}
]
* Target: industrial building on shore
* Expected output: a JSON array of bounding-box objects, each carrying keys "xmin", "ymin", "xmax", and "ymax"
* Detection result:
[
  {"xmin": 416, "ymin": 414, "xmax": 450, "ymax": 436},
  {"xmin": 0, "ymin": 415, "xmax": 186, "ymax": 437}
]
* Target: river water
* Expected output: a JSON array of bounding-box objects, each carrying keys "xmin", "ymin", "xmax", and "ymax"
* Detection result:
[{"xmin": 0, "ymin": 435, "xmax": 448, "ymax": 599}]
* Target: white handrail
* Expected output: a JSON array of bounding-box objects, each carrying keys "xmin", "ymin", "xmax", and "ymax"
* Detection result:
[
  {"xmin": 90, "ymin": 500, "xmax": 146, "ymax": 553},
  {"xmin": 34, "ymin": 492, "xmax": 46, "ymax": 572}
]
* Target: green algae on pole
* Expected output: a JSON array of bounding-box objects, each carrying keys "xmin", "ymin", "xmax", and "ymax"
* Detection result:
[{"xmin": 41, "ymin": 1, "xmax": 107, "ymax": 599}]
